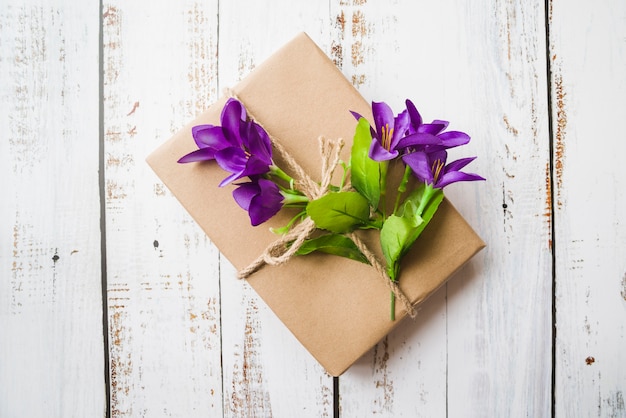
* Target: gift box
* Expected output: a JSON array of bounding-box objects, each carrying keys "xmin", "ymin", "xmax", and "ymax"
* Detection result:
[{"xmin": 147, "ymin": 32, "xmax": 485, "ymax": 376}]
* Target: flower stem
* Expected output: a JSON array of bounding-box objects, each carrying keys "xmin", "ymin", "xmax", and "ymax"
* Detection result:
[
  {"xmin": 270, "ymin": 210, "xmax": 306, "ymax": 235},
  {"xmin": 281, "ymin": 191, "xmax": 309, "ymax": 205},
  {"xmin": 269, "ymin": 164, "xmax": 295, "ymax": 189},
  {"xmin": 379, "ymin": 162, "xmax": 389, "ymax": 218},
  {"xmin": 416, "ymin": 183, "xmax": 438, "ymax": 216},
  {"xmin": 388, "ymin": 267, "xmax": 398, "ymax": 321},
  {"xmin": 393, "ymin": 164, "xmax": 413, "ymax": 215}
]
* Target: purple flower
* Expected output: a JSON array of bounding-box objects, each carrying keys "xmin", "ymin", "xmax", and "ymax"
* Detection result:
[
  {"xmin": 178, "ymin": 99, "xmax": 274, "ymax": 187},
  {"xmin": 215, "ymin": 119, "xmax": 273, "ymax": 186},
  {"xmin": 352, "ymin": 101, "xmax": 412, "ymax": 161},
  {"xmin": 178, "ymin": 99, "xmax": 247, "ymax": 164},
  {"xmin": 403, "ymin": 149, "xmax": 485, "ymax": 189},
  {"xmin": 232, "ymin": 178, "xmax": 284, "ymax": 226},
  {"xmin": 397, "ymin": 100, "xmax": 470, "ymax": 152}
]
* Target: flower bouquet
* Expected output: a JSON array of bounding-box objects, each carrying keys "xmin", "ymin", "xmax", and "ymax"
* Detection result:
[{"xmin": 178, "ymin": 97, "xmax": 484, "ymax": 320}]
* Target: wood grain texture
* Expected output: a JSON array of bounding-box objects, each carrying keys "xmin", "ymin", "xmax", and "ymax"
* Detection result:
[
  {"xmin": 549, "ymin": 1, "xmax": 626, "ymax": 416},
  {"xmin": 102, "ymin": 1, "xmax": 223, "ymax": 416},
  {"xmin": 445, "ymin": 1, "xmax": 554, "ymax": 416},
  {"xmin": 3, "ymin": 0, "xmax": 625, "ymax": 416},
  {"xmin": 0, "ymin": 1, "xmax": 105, "ymax": 417}
]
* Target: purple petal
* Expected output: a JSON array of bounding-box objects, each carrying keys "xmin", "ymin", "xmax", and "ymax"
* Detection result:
[
  {"xmin": 248, "ymin": 179, "xmax": 284, "ymax": 226},
  {"xmin": 372, "ymin": 101, "xmax": 394, "ymax": 135},
  {"xmin": 192, "ymin": 124, "xmax": 213, "ymax": 135},
  {"xmin": 223, "ymin": 98, "xmax": 246, "ymax": 120},
  {"xmin": 255, "ymin": 123, "xmax": 272, "ymax": 159},
  {"xmin": 215, "ymin": 147, "xmax": 247, "ymax": 174},
  {"xmin": 444, "ymin": 156, "xmax": 477, "ymax": 173},
  {"xmin": 431, "ymin": 120, "xmax": 449, "ymax": 129},
  {"xmin": 396, "ymin": 132, "xmax": 441, "ymax": 149},
  {"xmin": 220, "ymin": 99, "xmax": 245, "ymax": 146},
  {"xmin": 232, "ymin": 182, "xmax": 259, "ymax": 211},
  {"xmin": 405, "ymin": 99, "xmax": 422, "ymax": 128},
  {"xmin": 177, "ymin": 147, "xmax": 217, "ymax": 163},
  {"xmin": 390, "ymin": 110, "xmax": 410, "ymax": 149},
  {"xmin": 246, "ymin": 121, "xmax": 273, "ymax": 165},
  {"xmin": 429, "ymin": 149, "xmax": 448, "ymax": 166},
  {"xmin": 370, "ymin": 126, "xmax": 378, "ymax": 139},
  {"xmin": 350, "ymin": 110, "xmax": 378, "ymax": 138},
  {"xmin": 436, "ymin": 171, "xmax": 485, "ymax": 189},
  {"xmin": 350, "ymin": 110, "xmax": 363, "ymax": 121},
  {"xmin": 242, "ymin": 155, "xmax": 271, "ymax": 177},
  {"xmin": 218, "ymin": 171, "xmax": 245, "ymax": 187},
  {"xmin": 369, "ymin": 139, "xmax": 398, "ymax": 161},
  {"xmin": 417, "ymin": 123, "xmax": 448, "ymax": 136},
  {"xmin": 402, "ymin": 151, "xmax": 433, "ymax": 183},
  {"xmin": 191, "ymin": 125, "xmax": 227, "ymax": 148},
  {"xmin": 438, "ymin": 131, "xmax": 470, "ymax": 147}
]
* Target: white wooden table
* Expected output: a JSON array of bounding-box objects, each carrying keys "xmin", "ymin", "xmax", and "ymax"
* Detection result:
[{"xmin": 1, "ymin": 0, "xmax": 625, "ymax": 416}]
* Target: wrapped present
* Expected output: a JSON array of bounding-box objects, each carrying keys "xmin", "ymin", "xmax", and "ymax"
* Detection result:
[{"xmin": 147, "ymin": 32, "xmax": 485, "ymax": 376}]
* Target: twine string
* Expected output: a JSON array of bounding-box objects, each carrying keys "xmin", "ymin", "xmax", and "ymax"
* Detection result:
[
  {"xmin": 225, "ymin": 89, "xmax": 415, "ymax": 318},
  {"xmin": 348, "ymin": 232, "xmax": 416, "ymax": 318},
  {"xmin": 235, "ymin": 135, "xmax": 341, "ymax": 278}
]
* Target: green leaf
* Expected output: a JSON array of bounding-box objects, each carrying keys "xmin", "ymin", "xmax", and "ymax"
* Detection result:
[
  {"xmin": 306, "ymin": 191, "xmax": 370, "ymax": 233},
  {"xmin": 350, "ymin": 118, "xmax": 381, "ymax": 208},
  {"xmin": 401, "ymin": 184, "xmax": 445, "ymax": 238},
  {"xmin": 408, "ymin": 186, "xmax": 444, "ymax": 241},
  {"xmin": 380, "ymin": 213, "xmax": 424, "ymax": 279},
  {"xmin": 400, "ymin": 184, "xmax": 427, "ymax": 213},
  {"xmin": 296, "ymin": 234, "xmax": 369, "ymax": 264},
  {"xmin": 380, "ymin": 185, "xmax": 445, "ymax": 279}
]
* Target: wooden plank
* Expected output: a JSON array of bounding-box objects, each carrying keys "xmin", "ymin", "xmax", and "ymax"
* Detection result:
[
  {"xmin": 336, "ymin": 0, "xmax": 553, "ymax": 416},
  {"xmin": 216, "ymin": 2, "xmax": 335, "ymax": 416},
  {"xmin": 444, "ymin": 1, "xmax": 553, "ymax": 416},
  {"xmin": 5, "ymin": 1, "xmax": 623, "ymax": 415},
  {"xmin": 331, "ymin": 1, "xmax": 448, "ymax": 416},
  {"xmin": 0, "ymin": 1, "xmax": 106, "ymax": 417},
  {"xmin": 102, "ymin": 1, "xmax": 223, "ymax": 416},
  {"xmin": 549, "ymin": 0, "xmax": 626, "ymax": 416}
]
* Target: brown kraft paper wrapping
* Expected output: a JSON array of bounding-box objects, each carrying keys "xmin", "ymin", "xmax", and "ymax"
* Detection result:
[{"xmin": 147, "ymin": 32, "xmax": 485, "ymax": 376}]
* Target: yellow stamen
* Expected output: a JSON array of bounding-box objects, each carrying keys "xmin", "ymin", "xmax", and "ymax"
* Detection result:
[
  {"xmin": 381, "ymin": 123, "xmax": 394, "ymax": 151},
  {"xmin": 432, "ymin": 159, "xmax": 444, "ymax": 183}
]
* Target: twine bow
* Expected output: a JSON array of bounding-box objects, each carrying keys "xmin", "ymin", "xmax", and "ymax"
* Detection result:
[{"xmin": 226, "ymin": 89, "xmax": 416, "ymax": 318}]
